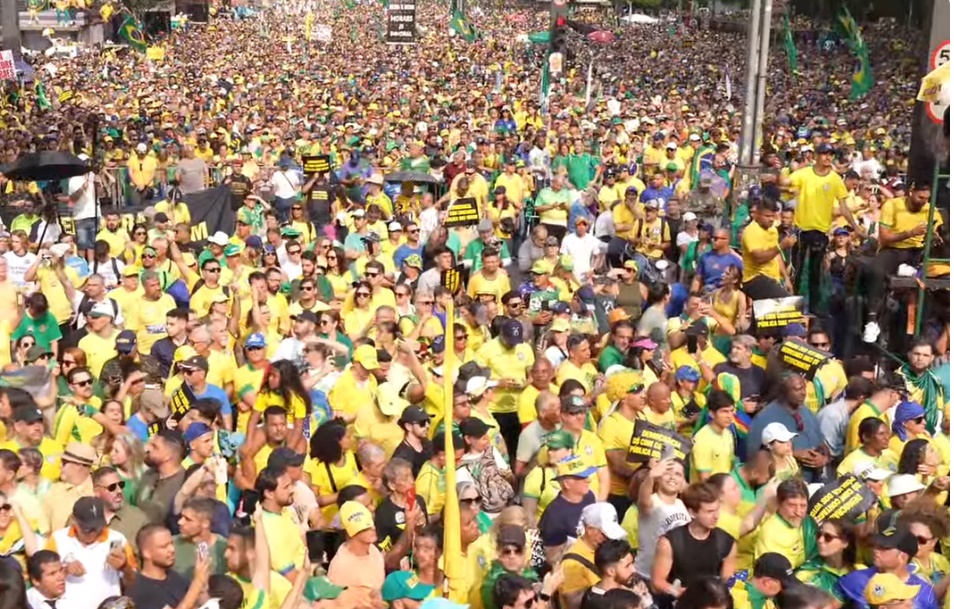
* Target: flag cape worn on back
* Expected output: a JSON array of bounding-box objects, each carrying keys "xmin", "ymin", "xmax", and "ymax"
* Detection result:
[
  {"xmin": 34, "ymin": 82, "xmax": 51, "ymax": 110},
  {"xmin": 119, "ymin": 15, "xmax": 147, "ymax": 53},
  {"xmin": 451, "ymin": 9, "xmax": 477, "ymax": 43},
  {"xmin": 783, "ymin": 15, "xmax": 798, "ymax": 74}
]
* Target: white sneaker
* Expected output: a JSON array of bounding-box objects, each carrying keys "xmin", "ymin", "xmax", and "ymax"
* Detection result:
[
  {"xmin": 897, "ymin": 264, "xmax": 918, "ymax": 277},
  {"xmin": 862, "ymin": 321, "xmax": 880, "ymax": 343}
]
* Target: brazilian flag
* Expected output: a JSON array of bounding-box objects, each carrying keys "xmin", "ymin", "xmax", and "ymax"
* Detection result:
[
  {"xmin": 119, "ymin": 15, "xmax": 146, "ymax": 53},
  {"xmin": 450, "ymin": 9, "xmax": 477, "ymax": 42}
]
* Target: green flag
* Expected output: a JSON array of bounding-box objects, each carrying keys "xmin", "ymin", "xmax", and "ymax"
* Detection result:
[
  {"xmin": 850, "ymin": 44, "xmax": 874, "ymax": 100},
  {"xmin": 118, "ymin": 15, "xmax": 146, "ymax": 53},
  {"xmin": 342, "ymin": 0, "xmax": 356, "ymax": 9},
  {"xmin": 834, "ymin": 6, "xmax": 863, "ymax": 52},
  {"xmin": 450, "ymin": 9, "xmax": 477, "ymax": 43},
  {"xmin": 34, "ymin": 82, "xmax": 51, "ymax": 111},
  {"xmin": 783, "ymin": 15, "xmax": 798, "ymax": 74},
  {"xmin": 539, "ymin": 58, "xmax": 550, "ymax": 106},
  {"xmin": 527, "ymin": 31, "xmax": 550, "ymax": 44}
]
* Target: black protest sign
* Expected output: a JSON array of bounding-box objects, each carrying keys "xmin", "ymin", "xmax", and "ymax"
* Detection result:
[
  {"xmin": 386, "ymin": 0, "xmax": 417, "ymax": 44},
  {"xmin": 809, "ymin": 474, "xmax": 876, "ymax": 523},
  {"xmin": 302, "ymin": 155, "xmax": 331, "ymax": 176},
  {"xmin": 445, "ymin": 197, "xmax": 479, "ymax": 227},
  {"xmin": 626, "ymin": 420, "xmax": 692, "ymax": 464},
  {"xmin": 752, "ymin": 297, "xmax": 805, "ymax": 331},
  {"xmin": 441, "ymin": 265, "xmax": 463, "ymax": 295},
  {"xmin": 779, "ymin": 339, "xmax": 831, "ymax": 378}
]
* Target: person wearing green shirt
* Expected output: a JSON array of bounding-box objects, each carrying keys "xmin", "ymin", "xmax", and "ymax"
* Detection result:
[
  {"xmin": 731, "ymin": 553, "xmax": 799, "ymax": 609},
  {"xmin": 597, "ymin": 320, "xmax": 635, "ymax": 373},
  {"xmin": 463, "ymin": 219, "xmax": 513, "ymax": 271},
  {"xmin": 480, "ymin": 525, "xmax": 539, "ymax": 609},
  {"xmin": 566, "ymin": 140, "xmax": 600, "ymax": 191}
]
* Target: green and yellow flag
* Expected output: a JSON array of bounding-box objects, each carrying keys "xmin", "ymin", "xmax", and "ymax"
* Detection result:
[
  {"xmin": 834, "ymin": 7, "xmax": 873, "ymax": 99},
  {"xmin": 118, "ymin": 15, "xmax": 146, "ymax": 53},
  {"xmin": 783, "ymin": 15, "xmax": 797, "ymax": 74},
  {"xmin": 450, "ymin": 9, "xmax": 477, "ymax": 43}
]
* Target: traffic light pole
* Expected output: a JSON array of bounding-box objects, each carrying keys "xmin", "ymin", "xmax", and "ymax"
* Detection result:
[
  {"xmin": 548, "ymin": 0, "xmax": 568, "ymax": 78},
  {"xmin": 738, "ymin": 0, "xmax": 763, "ymax": 166}
]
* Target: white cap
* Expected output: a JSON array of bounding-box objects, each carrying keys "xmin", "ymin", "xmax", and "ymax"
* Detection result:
[
  {"xmin": 88, "ymin": 301, "xmax": 116, "ymax": 319},
  {"xmin": 682, "ymin": 212, "xmax": 698, "ymax": 222},
  {"xmin": 367, "ymin": 173, "xmax": 385, "ymax": 186},
  {"xmin": 352, "ymin": 209, "xmax": 366, "ymax": 218},
  {"xmin": 666, "ymin": 142, "xmax": 678, "ymax": 150},
  {"xmin": 688, "ymin": 133, "xmax": 701, "ymax": 142},
  {"xmin": 136, "ymin": 143, "xmax": 148, "ymax": 153},
  {"xmin": 77, "ymin": 153, "xmax": 89, "ymax": 161},
  {"xmin": 761, "ymin": 422, "xmax": 798, "ymax": 445},
  {"xmin": 387, "ymin": 221, "xmax": 403, "ymax": 232},
  {"xmin": 49, "ymin": 243, "xmax": 72, "ymax": 258},
  {"xmin": 886, "ymin": 474, "xmax": 926, "ymax": 498},
  {"xmin": 581, "ymin": 503, "xmax": 627, "ymax": 540},
  {"xmin": 465, "ymin": 376, "xmax": 498, "ymax": 397},
  {"xmin": 207, "ymin": 231, "xmax": 230, "ymax": 246},
  {"xmin": 799, "ymin": 144, "xmax": 812, "ymax": 153},
  {"xmin": 853, "ymin": 461, "xmax": 893, "ymax": 482}
]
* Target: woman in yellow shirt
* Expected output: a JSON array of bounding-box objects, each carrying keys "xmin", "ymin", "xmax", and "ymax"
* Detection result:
[
  {"xmin": 889, "ymin": 401, "xmax": 934, "ymax": 458},
  {"xmin": 306, "ymin": 419, "xmax": 359, "ymax": 529},
  {"xmin": 251, "ymin": 360, "xmax": 311, "ymax": 451},
  {"xmin": 0, "ymin": 493, "xmax": 40, "ymax": 570},
  {"xmin": 325, "ymin": 247, "xmax": 352, "ymax": 299},
  {"xmin": 906, "ymin": 511, "xmax": 950, "ymax": 586},
  {"xmin": 343, "ymin": 282, "xmax": 375, "ymax": 341}
]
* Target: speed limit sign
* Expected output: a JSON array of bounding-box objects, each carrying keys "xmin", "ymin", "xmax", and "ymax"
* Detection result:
[{"xmin": 926, "ymin": 40, "xmax": 949, "ymax": 124}]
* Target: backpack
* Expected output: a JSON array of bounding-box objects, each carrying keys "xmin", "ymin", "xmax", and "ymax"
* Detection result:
[
  {"xmin": 92, "ymin": 257, "xmax": 122, "ymax": 284},
  {"xmin": 465, "ymin": 448, "xmax": 514, "ymax": 513},
  {"xmin": 77, "ymin": 295, "xmax": 119, "ymax": 327},
  {"xmin": 191, "ymin": 281, "xmax": 231, "ymax": 298}
]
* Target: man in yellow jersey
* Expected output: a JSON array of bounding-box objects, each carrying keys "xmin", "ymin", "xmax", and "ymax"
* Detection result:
[
  {"xmin": 784, "ymin": 143, "xmax": 860, "ymax": 315},
  {"xmin": 690, "ymin": 390, "xmax": 737, "ymax": 482},
  {"xmin": 598, "ymin": 377, "xmax": 646, "ymax": 518},
  {"xmin": 862, "ymin": 181, "xmax": 942, "ymax": 343},
  {"xmin": 740, "ymin": 196, "xmax": 797, "ymax": 301},
  {"xmin": 126, "ymin": 271, "xmax": 177, "ymax": 356},
  {"xmin": 95, "ymin": 209, "xmax": 129, "ymax": 258}
]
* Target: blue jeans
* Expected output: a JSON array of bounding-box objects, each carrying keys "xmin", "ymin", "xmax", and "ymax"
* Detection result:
[
  {"xmin": 74, "ymin": 218, "xmax": 97, "ymax": 250},
  {"xmin": 273, "ymin": 196, "xmax": 295, "ymax": 223}
]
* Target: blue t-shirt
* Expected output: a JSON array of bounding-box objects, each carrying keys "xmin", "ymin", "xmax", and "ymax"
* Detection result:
[
  {"xmin": 696, "ymin": 250, "xmax": 743, "ymax": 291},
  {"xmin": 191, "ymin": 383, "xmax": 232, "ymax": 416},
  {"xmin": 746, "ymin": 401, "xmax": 824, "ymax": 459},
  {"xmin": 838, "ymin": 566, "xmax": 937, "ymax": 609},
  {"xmin": 538, "ymin": 491, "xmax": 596, "ymax": 547},
  {"xmin": 128, "ymin": 414, "xmax": 150, "ymax": 442},
  {"xmin": 640, "ymin": 186, "xmax": 674, "ymax": 209},
  {"xmin": 393, "ymin": 243, "xmax": 424, "ymax": 269}
]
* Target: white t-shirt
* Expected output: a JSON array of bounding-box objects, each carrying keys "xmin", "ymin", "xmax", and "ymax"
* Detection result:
[
  {"xmin": 68, "ymin": 172, "xmax": 98, "ymax": 221},
  {"xmin": 594, "ymin": 209, "xmax": 615, "ymax": 240},
  {"xmin": 676, "ymin": 230, "xmax": 699, "ymax": 249},
  {"xmin": 270, "ymin": 169, "xmax": 302, "ymax": 199},
  {"xmin": 560, "ymin": 232, "xmax": 603, "ymax": 281},
  {"xmin": 3, "ymin": 251, "xmax": 37, "ymax": 287},
  {"xmin": 90, "ymin": 257, "xmax": 126, "ymax": 289}
]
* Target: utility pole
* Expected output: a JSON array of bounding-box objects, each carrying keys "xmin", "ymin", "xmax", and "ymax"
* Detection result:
[
  {"xmin": 738, "ymin": 0, "xmax": 763, "ymax": 166},
  {"xmin": 753, "ymin": 0, "xmax": 774, "ymax": 158},
  {"xmin": 1, "ymin": 0, "xmax": 21, "ymax": 54}
]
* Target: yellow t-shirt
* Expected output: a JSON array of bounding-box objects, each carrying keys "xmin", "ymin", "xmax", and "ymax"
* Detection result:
[
  {"xmin": 254, "ymin": 390, "xmax": 308, "ymax": 420},
  {"xmin": 0, "ymin": 437, "xmax": 62, "ymax": 482},
  {"xmin": 845, "ymin": 401, "xmax": 888, "ymax": 454},
  {"xmin": 234, "ymin": 364, "xmax": 266, "ymax": 433},
  {"xmin": 53, "ymin": 397, "xmax": 104, "ymax": 447},
  {"xmin": 36, "ymin": 266, "xmax": 80, "ymax": 324},
  {"xmin": 516, "ymin": 383, "xmax": 560, "ymax": 426},
  {"xmin": 555, "ymin": 360, "xmax": 599, "ymax": 394},
  {"xmin": 523, "ymin": 466, "xmax": 560, "ymax": 520},
  {"xmin": 754, "ymin": 513, "xmax": 806, "ymax": 570},
  {"xmin": 639, "ymin": 408, "xmax": 677, "ymax": 432},
  {"xmin": 790, "ymin": 167, "xmax": 849, "ymax": 232},
  {"xmin": 96, "ymin": 228, "xmax": 128, "ymax": 258},
  {"xmin": 598, "ymin": 411, "xmax": 636, "ymax": 497},
  {"xmin": 328, "ymin": 367, "xmax": 378, "ymax": 420},
  {"xmin": 559, "ymin": 538, "xmax": 600, "ymax": 595},
  {"xmin": 880, "ymin": 196, "xmax": 944, "ymax": 250},
  {"xmin": 415, "ymin": 460, "xmax": 448, "ymax": 517},
  {"xmin": 128, "ymin": 294, "xmax": 177, "ymax": 355},
  {"xmin": 230, "ymin": 571, "xmax": 292, "ymax": 609},
  {"xmin": 78, "ymin": 331, "xmax": 119, "ymax": 377},
  {"xmin": 836, "ymin": 447, "xmax": 897, "ymax": 477},
  {"xmin": 475, "ymin": 340, "xmax": 534, "ymax": 414},
  {"xmin": 741, "ymin": 222, "xmax": 781, "ymax": 283},
  {"xmin": 304, "ymin": 452, "xmax": 359, "ymax": 523},
  {"xmin": 260, "ymin": 508, "xmax": 306, "ymax": 575},
  {"xmin": 107, "ymin": 286, "xmax": 144, "ymax": 318},
  {"xmin": 467, "ymin": 272, "xmax": 511, "ymax": 303},
  {"xmin": 690, "ymin": 424, "xmax": 736, "ymax": 482}
]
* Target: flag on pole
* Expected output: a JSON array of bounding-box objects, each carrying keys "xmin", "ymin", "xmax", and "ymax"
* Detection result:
[
  {"xmin": 118, "ymin": 15, "xmax": 147, "ymax": 53},
  {"xmin": 441, "ymin": 300, "xmax": 465, "ymax": 603},
  {"xmin": 783, "ymin": 15, "xmax": 798, "ymax": 74},
  {"xmin": 584, "ymin": 59, "xmax": 594, "ymax": 109},
  {"xmin": 539, "ymin": 57, "xmax": 551, "ymax": 107},
  {"xmin": 450, "ymin": 9, "xmax": 477, "ymax": 42},
  {"xmin": 850, "ymin": 44, "xmax": 874, "ymax": 100},
  {"xmin": 723, "ymin": 64, "xmax": 732, "ymax": 100}
]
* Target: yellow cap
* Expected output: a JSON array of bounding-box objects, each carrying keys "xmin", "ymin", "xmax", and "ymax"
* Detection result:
[
  {"xmin": 530, "ymin": 259, "xmax": 550, "ymax": 275},
  {"xmin": 555, "ymin": 455, "xmax": 597, "ymax": 479},
  {"xmin": 353, "ymin": 344, "xmax": 379, "ymax": 370},
  {"xmin": 173, "ymin": 345, "xmax": 198, "ymax": 363},
  {"xmin": 864, "ymin": 574, "xmax": 920, "ymax": 606},
  {"xmin": 121, "ymin": 266, "xmax": 140, "ymax": 277},
  {"xmin": 340, "ymin": 501, "xmax": 374, "ymax": 537},
  {"xmin": 550, "ymin": 318, "xmax": 570, "ymax": 333},
  {"xmin": 210, "ymin": 292, "xmax": 230, "ymax": 304}
]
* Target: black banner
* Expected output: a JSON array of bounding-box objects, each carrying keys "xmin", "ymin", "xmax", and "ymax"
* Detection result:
[
  {"xmin": 779, "ymin": 339, "xmax": 831, "ymax": 378},
  {"xmin": 626, "ymin": 420, "xmax": 692, "ymax": 464},
  {"xmin": 752, "ymin": 297, "xmax": 805, "ymax": 331},
  {"xmin": 809, "ymin": 474, "xmax": 876, "ymax": 523},
  {"xmin": 302, "ymin": 155, "xmax": 331, "ymax": 176},
  {"xmin": 441, "ymin": 265, "xmax": 463, "ymax": 295},
  {"xmin": 445, "ymin": 197, "xmax": 479, "ymax": 227},
  {"xmin": 2, "ymin": 186, "xmax": 236, "ymax": 247},
  {"xmin": 386, "ymin": 0, "xmax": 417, "ymax": 44}
]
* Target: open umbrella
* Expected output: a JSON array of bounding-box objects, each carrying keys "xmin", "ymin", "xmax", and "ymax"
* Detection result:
[
  {"xmin": 384, "ymin": 170, "xmax": 440, "ymax": 185},
  {"xmin": 587, "ymin": 30, "xmax": 616, "ymax": 44},
  {"xmin": 2, "ymin": 151, "xmax": 89, "ymax": 182}
]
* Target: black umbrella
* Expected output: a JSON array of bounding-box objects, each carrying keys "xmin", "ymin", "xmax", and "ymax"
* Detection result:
[
  {"xmin": 2, "ymin": 151, "xmax": 90, "ymax": 182},
  {"xmin": 384, "ymin": 170, "xmax": 440, "ymax": 185}
]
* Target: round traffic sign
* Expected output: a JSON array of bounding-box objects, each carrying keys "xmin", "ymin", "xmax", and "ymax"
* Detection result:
[{"xmin": 926, "ymin": 40, "xmax": 949, "ymax": 124}]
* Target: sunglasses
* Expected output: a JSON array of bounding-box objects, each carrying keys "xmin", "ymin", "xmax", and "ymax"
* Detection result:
[
  {"xmin": 134, "ymin": 231, "xmax": 146, "ymax": 236},
  {"xmin": 507, "ymin": 302, "xmax": 524, "ymax": 308},
  {"xmin": 915, "ymin": 535, "xmax": 934, "ymax": 545},
  {"xmin": 0, "ymin": 504, "xmax": 11, "ymax": 513},
  {"xmin": 288, "ymin": 249, "xmax": 302, "ymax": 255},
  {"xmin": 73, "ymin": 379, "xmax": 93, "ymax": 387},
  {"xmin": 419, "ymin": 300, "xmax": 434, "ymax": 306},
  {"xmin": 461, "ymin": 497, "xmax": 480, "ymax": 505},
  {"xmin": 911, "ymin": 416, "xmax": 925, "ymax": 424},
  {"xmin": 396, "ymin": 292, "xmax": 410, "ymax": 297},
  {"xmin": 455, "ymin": 335, "xmax": 467, "ymax": 340},
  {"xmin": 817, "ymin": 532, "xmax": 841, "ymax": 543},
  {"xmin": 521, "ymin": 595, "xmax": 538, "ymax": 609},
  {"xmin": 302, "ymin": 286, "xmax": 315, "ymax": 291},
  {"xmin": 408, "ymin": 229, "xmax": 420, "ymax": 234},
  {"xmin": 809, "ymin": 342, "xmax": 830, "ymax": 349},
  {"xmin": 246, "ymin": 346, "xmax": 265, "ymax": 352},
  {"xmin": 63, "ymin": 359, "xmax": 76, "ymax": 365},
  {"xmin": 366, "ymin": 272, "xmax": 380, "ymax": 278},
  {"xmin": 205, "ymin": 267, "xmax": 221, "ymax": 273},
  {"xmin": 501, "ymin": 546, "xmax": 524, "ymax": 556},
  {"xmin": 99, "ymin": 481, "xmax": 126, "ymax": 492},
  {"xmin": 142, "ymin": 254, "xmax": 156, "ymax": 259},
  {"xmin": 356, "ymin": 292, "xmax": 371, "ymax": 298}
]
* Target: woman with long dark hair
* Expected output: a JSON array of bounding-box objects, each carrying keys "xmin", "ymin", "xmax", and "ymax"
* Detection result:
[
  {"xmin": 253, "ymin": 359, "xmax": 312, "ymax": 449},
  {"xmin": 795, "ymin": 518, "xmax": 856, "ymax": 600}
]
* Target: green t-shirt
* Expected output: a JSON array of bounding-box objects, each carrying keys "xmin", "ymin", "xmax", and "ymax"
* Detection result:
[
  {"xmin": 566, "ymin": 153, "xmax": 598, "ymax": 190},
  {"xmin": 173, "ymin": 534, "xmax": 228, "ymax": 579},
  {"xmin": 12, "ymin": 311, "xmax": 62, "ymax": 350}
]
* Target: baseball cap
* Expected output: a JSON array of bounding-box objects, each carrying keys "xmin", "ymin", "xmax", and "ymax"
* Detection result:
[
  {"xmin": 136, "ymin": 143, "xmax": 148, "ymax": 153},
  {"xmin": 782, "ymin": 323, "xmax": 807, "ymax": 338},
  {"xmin": 245, "ymin": 235, "xmax": 263, "ymax": 250},
  {"xmin": 674, "ymin": 365, "xmax": 701, "ymax": 382},
  {"xmin": 465, "ymin": 376, "xmax": 498, "ymax": 397},
  {"xmin": 207, "ymin": 231, "xmax": 230, "ymax": 246},
  {"xmin": 560, "ymin": 395, "xmax": 588, "ymax": 414},
  {"xmin": 545, "ymin": 429, "xmax": 576, "ymax": 451},
  {"xmin": 666, "ymin": 142, "xmax": 678, "ymax": 150},
  {"xmin": 864, "ymin": 573, "xmax": 920, "ymax": 606},
  {"xmin": 88, "ymin": 302, "xmax": 116, "ymax": 319},
  {"xmin": 833, "ymin": 227, "xmax": 850, "ymax": 237},
  {"xmin": 353, "ymin": 344, "xmax": 380, "ymax": 370},
  {"xmin": 581, "ymin": 502, "xmax": 627, "ymax": 540},
  {"xmin": 339, "ymin": 501, "xmax": 374, "ymax": 537},
  {"xmin": 761, "ymin": 422, "xmax": 798, "ymax": 445},
  {"xmin": 404, "ymin": 254, "xmax": 423, "ymax": 269},
  {"xmin": 608, "ymin": 308, "xmax": 631, "ymax": 324},
  {"xmin": 121, "ymin": 266, "xmax": 140, "ymax": 278},
  {"xmin": 388, "ymin": 221, "xmax": 403, "ymax": 233},
  {"xmin": 556, "ymin": 455, "xmax": 598, "ymax": 479},
  {"xmin": 245, "ymin": 333, "xmax": 267, "ymax": 349},
  {"xmin": 25, "ymin": 346, "xmax": 52, "ymax": 363},
  {"xmin": 500, "ymin": 318, "xmax": 524, "ymax": 348},
  {"xmin": 550, "ymin": 318, "xmax": 571, "ymax": 333},
  {"xmin": 689, "ymin": 133, "xmax": 701, "ymax": 142},
  {"xmin": 72, "ymin": 496, "xmax": 108, "ymax": 531},
  {"xmin": 752, "ymin": 552, "xmax": 795, "ymax": 583},
  {"xmin": 293, "ymin": 310, "xmax": 319, "ymax": 324},
  {"xmin": 530, "ymin": 259, "xmax": 550, "ymax": 275},
  {"xmin": 459, "ymin": 416, "xmax": 491, "ymax": 438},
  {"xmin": 685, "ymin": 320, "xmax": 709, "ymax": 337},
  {"xmin": 138, "ymin": 389, "xmax": 170, "ymax": 420},
  {"xmin": 303, "ymin": 577, "xmax": 346, "ymax": 602},
  {"xmin": 398, "ymin": 405, "xmax": 430, "ymax": 425},
  {"xmin": 224, "ymin": 244, "xmax": 243, "ymax": 257},
  {"xmin": 496, "ymin": 524, "xmax": 527, "ymax": 548},
  {"xmin": 184, "ymin": 422, "xmax": 213, "ymax": 444},
  {"xmin": 632, "ymin": 337, "xmax": 657, "ymax": 350},
  {"xmin": 622, "ymin": 260, "xmax": 639, "ymax": 272},
  {"xmin": 853, "ymin": 461, "xmax": 893, "ymax": 482},
  {"xmin": 815, "ymin": 143, "xmax": 836, "ymax": 154},
  {"xmin": 179, "ymin": 355, "xmax": 209, "ymax": 373},
  {"xmin": 382, "ymin": 572, "xmax": 435, "ymax": 603},
  {"xmin": 683, "ymin": 212, "xmax": 698, "ymax": 222},
  {"xmin": 267, "ymin": 446, "xmax": 306, "ymax": 469},
  {"xmin": 886, "ymin": 474, "xmax": 926, "ymax": 498},
  {"xmin": 12, "ymin": 406, "xmax": 43, "ymax": 424}
]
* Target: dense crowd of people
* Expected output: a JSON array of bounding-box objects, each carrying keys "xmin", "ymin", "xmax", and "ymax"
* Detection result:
[{"xmin": 0, "ymin": 2, "xmax": 948, "ymax": 609}]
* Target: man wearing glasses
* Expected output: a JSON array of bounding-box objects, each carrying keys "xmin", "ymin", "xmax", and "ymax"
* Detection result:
[
  {"xmin": 690, "ymin": 228, "xmax": 742, "ymax": 294},
  {"xmin": 42, "ymin": 441, "xmax": 97, "ymax": 530},
  {"xmin": 392, "ymin": 405, "xmax": 433, "ymax": 477},
  {"xmin": 92, "ymin": 466, "xmax": 150, "ymax": 553}
]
